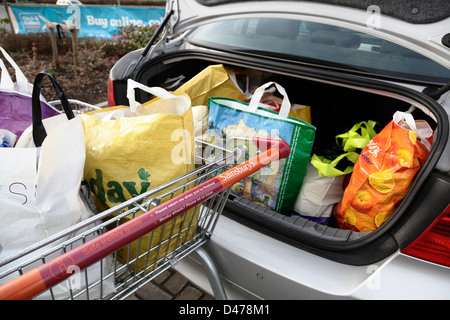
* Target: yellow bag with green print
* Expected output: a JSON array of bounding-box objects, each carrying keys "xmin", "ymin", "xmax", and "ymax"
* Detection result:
[{"xmin": 80, "ymin": 79, "xmax": 195, "ymax": 271}]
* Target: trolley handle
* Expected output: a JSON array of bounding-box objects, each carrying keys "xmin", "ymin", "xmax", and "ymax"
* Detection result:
[{"xmin": 0, "ymin": 138, "xmax": 290, "ymax": 300}]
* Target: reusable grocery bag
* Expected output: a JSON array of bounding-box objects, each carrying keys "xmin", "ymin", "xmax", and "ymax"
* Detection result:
[
  {"xmin": 80, "ymin": 79, "xmax": 195, "ymax": 272},
  {"xmin": 334, "ymin": 111, "xmax": 432, "ymax": 232},
  {"xmin": 294, "ymin": 120, "xmax": 377, "ymax": 223},
  {"xmin": 172, "ymin": 64, "xmax": 247, "ymax": 107},
  {"xmin": 335, "ymin": 120, "xmax": 378, "ymax": 153},
  {"xmin": 81, "ymin": 79, "xmax": 194, "ymax": 211},
  {"xmin": 168, "ymin": 65, "xmax": 265, "ymax": 140},
  {"xmin": 0, "ymin": 46, "xmax": 60, "ymax": 140},
  {"xmin": 0, "ymin": 71, "xmax": 114, "ymax": 299},
  {"xmin": 206, "ymin": 82, "xmax": 316, "ymax": 214},
  {"xmin": 260, "ymin": 94, "xmax": 312, "ymax": 124},
  {"xmin": 294, "ymin": 153, "xmax": 357, "ymax": 224}
]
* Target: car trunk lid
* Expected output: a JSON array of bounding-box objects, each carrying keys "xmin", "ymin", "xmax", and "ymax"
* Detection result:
[{"xmin": 165, "ymin": 0, "xmax": 450, "ymax": 68}]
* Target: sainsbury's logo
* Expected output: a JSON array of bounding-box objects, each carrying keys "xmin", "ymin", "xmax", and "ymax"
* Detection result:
[{"xmin": 219, "ymin": 162, "xmax": 257, "ymax": 181}]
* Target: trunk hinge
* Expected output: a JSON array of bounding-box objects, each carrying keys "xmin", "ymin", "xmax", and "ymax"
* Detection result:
[
  {"xmin": 423, "ymin": 82, "xmax": 450, "ymax": 100},
  {"xmin": 129, "ymin": 9, "xmax": 175, "ymax": 79}
]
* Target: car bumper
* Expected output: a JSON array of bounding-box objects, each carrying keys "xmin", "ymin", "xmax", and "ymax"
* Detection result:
[{"xmin": 175, "ymin": 214, "xmax": 450, "ymax": 300}]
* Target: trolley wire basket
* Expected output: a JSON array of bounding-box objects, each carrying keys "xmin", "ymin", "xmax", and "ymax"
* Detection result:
[
  {"xmin": 0, "ymin": 110, "xmax": 290, "ymax": 300},
  {"xmin": 48, "ymin": 99, "xmax": 101, "ymax": 115}
]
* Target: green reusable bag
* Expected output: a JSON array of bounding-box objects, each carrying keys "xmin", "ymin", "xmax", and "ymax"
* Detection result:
[
  {"xmin": 206, "ymin": 82, "xmax": 316, "ymax": 214},
  {"xmin": 311, "ymin": 152, "xmax": 359, "ymax": 177},
  {"xmin": 293, "ymin": 120, "xmax": 377, "ymax": 222},
  {"xmin": 336, "ymin": 120, "xmax": 377, "ymax": 153},
  {"xmin": 311, "ymin": 120, "xmax": 378, "ymax": 177}
]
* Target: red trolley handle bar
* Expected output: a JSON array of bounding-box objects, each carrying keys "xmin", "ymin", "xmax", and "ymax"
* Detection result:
[{"xmin": 0, "ymin": 137, "xmax": 289, "ymax": 300}]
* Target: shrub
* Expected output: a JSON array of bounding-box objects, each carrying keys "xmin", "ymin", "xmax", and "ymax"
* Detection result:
[
  {"xmin": 0, "ymin": 32, "xmax": 72, "ymax": 55},
  {"xmin": 0, "ymin": 18, "xmax": 10, "ymax": 33},
  {"xmin": 116, "ymin": 23, "xmax": 161, "ymax": 52},
  {"xmin": 0, "ymin": 22, "xmax": 161, "ymax": 69}
]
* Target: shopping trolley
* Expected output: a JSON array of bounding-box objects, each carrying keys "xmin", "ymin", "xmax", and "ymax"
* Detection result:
[
  {"xmin": 48, "ymin": 99, "xmax": 101, "ymax": 115},
  {"xmin": 0, "ymin": 117, "xmax": 290, "ymax": 300}
]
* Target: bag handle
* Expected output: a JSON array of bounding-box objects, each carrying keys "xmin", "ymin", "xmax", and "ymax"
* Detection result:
[
  {"xmin": 32, "ymin": 71, "xmax": 74, "ymax": 147},
  {"xmin": 0, "ymin": 46, "xmax": 29, "ymax": 92},
  {"xmin": 127, "ymin": 79, "xmax": 177, "ymax": 112},
  {"xmin": 393, "ymin": 111, "xmax": 432, "ymax": 151},
  {"xmin": 311, "ymin": 152, "xmax": 359, "ymax": 177},
  {"xmin": 248, "ymin": 82, "xmax": 291, "ymax": 119},
  {"xmin": 335, "ymin": 120, "xmax": 377, "ymax": 152},
  {"xmin": 0, "ymin": 58, "xmax": 14, "ymax": 90}
]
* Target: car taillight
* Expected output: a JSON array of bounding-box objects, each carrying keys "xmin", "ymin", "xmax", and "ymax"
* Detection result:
[
  {"xmin": 402, "ymin": 204, "xmax": 450, "ymax": 267},
  {"xmin": 107, "ymin": 78, "xmax": 116, "ymax": 107}
]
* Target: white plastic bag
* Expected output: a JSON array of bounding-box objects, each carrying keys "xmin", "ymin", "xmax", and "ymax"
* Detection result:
[
  {"xmin": 294, "ymin": 163, "xmax": 347, "ymax": 223},
  {"xmin": 0, "ymin": 72, "xmax": 86, "ymax": 258},
  {"xmin": 0, "ymin": 72, "xmax": 114, "ymax": 299}
]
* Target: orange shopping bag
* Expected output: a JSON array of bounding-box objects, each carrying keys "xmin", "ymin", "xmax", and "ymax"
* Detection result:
[{"xmin": 334, "ymin": 111, "xmax": 433, "ymax": 232}]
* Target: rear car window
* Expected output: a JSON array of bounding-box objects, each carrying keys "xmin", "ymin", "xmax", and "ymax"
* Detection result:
[{"xmin": 188, "ymin": 18, "xmax": 450, "ymax": 84}]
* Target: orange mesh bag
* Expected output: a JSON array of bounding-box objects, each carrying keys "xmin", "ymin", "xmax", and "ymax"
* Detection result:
[{"xmin": 334, "ymin": 111, "xmax": 433, "ymax": 232}]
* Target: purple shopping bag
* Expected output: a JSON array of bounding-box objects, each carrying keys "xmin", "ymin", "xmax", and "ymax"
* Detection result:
[
  {"xmin": 0, "ymin": 91, "xmax": 60, "ymax": 139},
  {"xmin": 0, "ymin": 46, "xmax": 61, "ymax": 141}
]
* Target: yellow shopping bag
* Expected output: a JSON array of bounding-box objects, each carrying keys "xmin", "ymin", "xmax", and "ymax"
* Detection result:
[
  {"xmin": 173, "ymin": 64, "xmax": 247, "ymax": 107},
  {"xmin": 80, "ymin": 80, "xmax": 195, "ymax": 272}
]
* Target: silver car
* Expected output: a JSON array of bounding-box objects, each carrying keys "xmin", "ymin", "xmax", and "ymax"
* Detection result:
[{"xmin": 108, "ymin": 0, "xmax": 450, "ymax": 299}]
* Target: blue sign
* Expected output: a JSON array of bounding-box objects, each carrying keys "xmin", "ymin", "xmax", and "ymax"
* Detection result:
[{"xmin": 8, "ymin": 5, "xmax": 165, "ymax": 39}]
